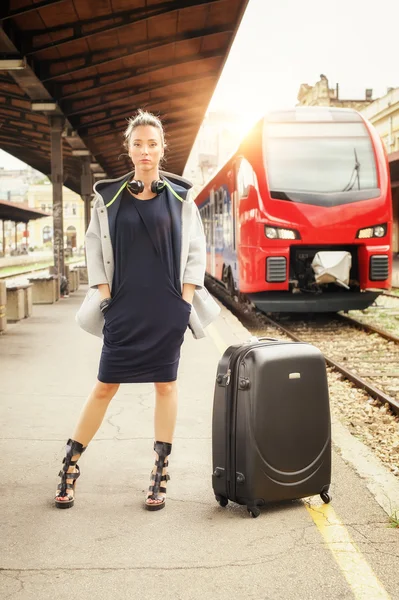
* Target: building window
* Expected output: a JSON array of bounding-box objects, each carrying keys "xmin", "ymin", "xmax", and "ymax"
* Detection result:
[
  {"xmin": 72, "ymin": 204, "xmax": 77, "ymax": 215},
  {"xmin": 43, "ymin": 226, "xmax": 52, "ymax": 243},
  {"xmin": 66, "ymin": 225, "xmax": 77, "ymax": 248}
]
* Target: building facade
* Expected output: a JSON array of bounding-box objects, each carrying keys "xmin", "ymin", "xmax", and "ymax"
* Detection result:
[
  {"xmin": 360, "ymin": 88, "xmax": 399, "ymax": 254},
  {"xmin": 0, "ymin": 166, "xmax": 42, "ymax": 203},
  {"xmin": 27, "ymin": 183, "xmax": 85, "ymax": 252},
  {"xmin": 297, "ymin": 74, "xmax": 374, "ymax": 110},
  {"xmin": 183, "ymin": 110, "xmax": 244, "ymax": 196}
]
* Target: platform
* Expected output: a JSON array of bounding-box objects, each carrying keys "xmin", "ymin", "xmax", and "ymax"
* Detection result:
[{"xmin": 1, "ymin": 286, "xmax": 399, "ymax": 600}]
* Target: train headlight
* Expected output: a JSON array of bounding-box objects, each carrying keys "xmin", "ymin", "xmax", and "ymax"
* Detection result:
[
  {"xmin": 265, "ymin": 227, "xmax": 278, "ymax": 239},
  {"xmin": 265, "ymin": 226, "xmax": 300, "ymax": 240},
  {"xmin": 374, "ymin": 226, "xmax": 386, "ymax": 238},
  {"xmin": 278, "ymin": 229, "xmax": 298, "ymax": 240},
  {"xmin": 357, "ymin": 224, "xmax": 387, "ymax": 239}
]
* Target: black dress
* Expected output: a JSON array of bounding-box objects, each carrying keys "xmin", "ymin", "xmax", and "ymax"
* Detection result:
[{"xmin": 98, "ymin": 189, "xmax": 191, "ymax": 384}]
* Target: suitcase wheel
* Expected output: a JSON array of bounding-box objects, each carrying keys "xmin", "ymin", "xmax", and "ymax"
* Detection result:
[
  {"xmin": 247, "ymin": 507, "xmax": 260, "ymax": 518},
  {"xmin": 215, "ymin": 495, "xmax": 228, "ymax": 508},
  {"xmin": 320, "ymin": 491, "xmax": 332, "ymax": 504}
]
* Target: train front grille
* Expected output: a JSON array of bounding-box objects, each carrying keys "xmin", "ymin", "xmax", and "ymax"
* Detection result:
[
  {"xmin": 266, "ymin": 257, "xmax": 287, "ymax": 282},
  {"xmin": 369, "ymin": 255, "xmax": 389, "ymax": 281}
]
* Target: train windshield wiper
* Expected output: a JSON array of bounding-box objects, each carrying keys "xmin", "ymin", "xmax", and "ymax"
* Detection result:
[{"xmin": 342, "ymin": 148, "xmax": 361, "ymax": 192}]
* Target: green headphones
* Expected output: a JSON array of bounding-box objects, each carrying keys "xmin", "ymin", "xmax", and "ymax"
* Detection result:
[
  {"xmin": 105, "ymin": 178, "xmax": 184, "ymax": 208},
  {"xmin": 128, "ymin": 179, "xmax": 165, "ymax": 195}
]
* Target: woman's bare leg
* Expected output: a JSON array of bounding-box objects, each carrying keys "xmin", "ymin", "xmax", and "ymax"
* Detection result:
[
  {"xmin": 56, "ymin": 381, "xmax": 119, "ymax": 502},
  {"xmin": 146, "ymin": 381, "xmax": 178, "ymax": 506},
  {"xmin": 72, "ymin": 381, "xmax": 120, "ymax": 445},
  {"xmin": 153, "ymin": 381, "xmax": 178, "ymax": 443}
]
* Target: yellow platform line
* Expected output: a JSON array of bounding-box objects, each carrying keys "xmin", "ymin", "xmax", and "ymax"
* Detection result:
[
  {"xmin": 206, "ymin": 322, "xmax": 228, "ymax": 355},
  {"xmin": 306, "ymin": 502, "xmax": 390, "ymax": 599},
  {"xmin": 207, "ymin": 321, "xmax": 391, "ymax": 600}
]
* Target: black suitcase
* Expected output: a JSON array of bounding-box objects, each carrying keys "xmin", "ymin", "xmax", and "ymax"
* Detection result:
[{"xmin": 212, "ymin": 337, "xmax": 331, "ymax": 518}]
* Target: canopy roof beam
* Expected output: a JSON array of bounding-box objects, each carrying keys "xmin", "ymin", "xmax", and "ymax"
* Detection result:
[
  {"xmin": 39, "ymin": 25, "xmax": 233, "ymax": 82},
  {"xmin": 0, "ymin": 0, "xmax": 67, "ymax": 20},
  {"xmin": 24, "ymin": 0, "xmax": 221, "ymax": 55},
  {"xmin": 58, "ymin": 49, "xmax": 225, "ymax": 100},
  {"xmin": 64, "ymin": 73, "xmax": 217, "ymax": 117}
]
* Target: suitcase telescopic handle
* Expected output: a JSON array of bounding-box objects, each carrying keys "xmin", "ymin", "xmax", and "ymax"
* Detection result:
[{"xmin": 247, "ymin": 336, "xmax": 279, "ymax": 343}]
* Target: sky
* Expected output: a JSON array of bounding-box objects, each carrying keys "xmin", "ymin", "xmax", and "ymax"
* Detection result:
[
  {"xmin": 1, "ymin": 0, "xmax": 399, "ymax": 169},
  {"xmin": 209, "ymin": 0, "xmax": 399, "ymax": 133}
]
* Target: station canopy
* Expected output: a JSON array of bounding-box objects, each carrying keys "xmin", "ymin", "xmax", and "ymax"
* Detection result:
[
  {"xmin": 0, "ymin": 0, "xmax": 248, "ymax": 194},
  {"xmin": 0, "ymin": 199, "xmax": 49, "ymax": 222}
]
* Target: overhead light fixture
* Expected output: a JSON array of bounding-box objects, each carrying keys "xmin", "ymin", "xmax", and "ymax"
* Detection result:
[
  {"xmin": 0, "ymin": 58, "xmax": 26, "ymax": 70},
  {"xmin": 31, "ymin": 101, "xmax": 58, "ymax": 112},
  {"xmin": 90, "ymin": 162, "xmax": 100, "ymax": 170},
  {"xmin": 72, "ymin": 149, "xmax": 91, "ymax": 157},
  {"xmin": 93, "ymin": 172, "xmax": 106, "ymax": 178}
]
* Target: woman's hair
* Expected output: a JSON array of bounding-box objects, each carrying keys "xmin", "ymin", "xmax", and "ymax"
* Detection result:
[{"xmin": 123, "ymin": 109, "xmax": 166, "ymax": 151}]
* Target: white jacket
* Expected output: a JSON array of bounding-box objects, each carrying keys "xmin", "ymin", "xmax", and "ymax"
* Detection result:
[{"xmin": 75, "ymin": 171, "xmax": 220, "ymax": 339}]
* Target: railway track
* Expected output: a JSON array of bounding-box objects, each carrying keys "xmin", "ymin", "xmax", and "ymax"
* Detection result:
[
  {"xmin": 0, "ymin": 259, "xmax": 84, "ymax": 281},
  {"xmin": 206, "ymin": 277, "xmax": 399, "ymax": 415},
  {"xmin": 0, "ymin": 266, "xmax": 49, "ymax": 280},
  {"xmin": 262, "ymin": 314, "xmax": 399, "ymax": 414}
]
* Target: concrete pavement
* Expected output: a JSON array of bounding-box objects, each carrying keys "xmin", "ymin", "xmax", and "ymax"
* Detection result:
[{"xmin": 1, "ymin": 286, "xmax": 399, "ymax": 600}]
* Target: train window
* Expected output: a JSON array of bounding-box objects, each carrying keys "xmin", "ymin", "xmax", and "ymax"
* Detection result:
[
  {"xmin": 237, "ymin": 158, "xmax": 257, "ymax": 199},
  {"xmin": 264, "ymin": 121, "xmax": 379, "ymax": 199},
  {"xmin": 213, "ymin": 190, "xmax": 219, "ymax": 215},
  {"xmin": 218, "ymin": 188, "xmax": 224, "ymax": 215},
  {"xmin": 222, "ymin": 189, "xmax": 231, "ymax": 247}
]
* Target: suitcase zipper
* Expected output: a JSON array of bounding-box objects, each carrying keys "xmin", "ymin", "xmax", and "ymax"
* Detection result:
[{"xmin": 224, "ymin": 350, "xmax": 244, "ymax": 501}]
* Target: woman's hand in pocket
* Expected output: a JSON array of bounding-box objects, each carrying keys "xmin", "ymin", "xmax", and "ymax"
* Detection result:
[
  {"xmin": 99, "ymin": 297, "xmax": 112, "ymax": 315},
  {"xmin": 182, "ymin": 283, "xmax": 195, "ymax": 306}
]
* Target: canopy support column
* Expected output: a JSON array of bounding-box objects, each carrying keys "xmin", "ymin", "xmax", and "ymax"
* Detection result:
[
  {"xmin": 49, "ymin": 115, "xmax": 65, "ymax": 276},
  {"xmin": 24, "ymin": 222, "xmax": 29, "ymax": 251},
  {"xmin": 80, "ymin": 155, "xmax": 93, "ymax": 233}
]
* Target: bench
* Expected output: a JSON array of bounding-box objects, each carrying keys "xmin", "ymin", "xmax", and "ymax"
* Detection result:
[
  {"xmin": 28, "ymin": 275, "xmax": 58, "ymax": 304},
  {"xmin": 5, "ymin": 282, "xmax": 33, "ymax": 322}
]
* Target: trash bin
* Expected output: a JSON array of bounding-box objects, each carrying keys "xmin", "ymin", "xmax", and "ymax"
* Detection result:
[
  {"xmin": 76, "ymin": 265, "xmax": 88, "ymax": 284},
  {"xmin": 67, "ymin": 267, "xmax": 76, "ymax": 293}
]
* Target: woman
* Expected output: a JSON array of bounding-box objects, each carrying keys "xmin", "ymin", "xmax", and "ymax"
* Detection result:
[{"xmin": 55, "ymin": 110, "xmax": 220, "ymax": 511}]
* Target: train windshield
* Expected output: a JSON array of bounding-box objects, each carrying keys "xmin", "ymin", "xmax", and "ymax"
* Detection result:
[{"xmin": 264, "ymin": 121, "xmax": 380, "ymax": 207}]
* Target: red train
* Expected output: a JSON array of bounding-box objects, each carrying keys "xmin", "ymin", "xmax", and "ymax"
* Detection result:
[{"xmin": 195, "ymin": 107, "xmax": 392, "ymax": 312}]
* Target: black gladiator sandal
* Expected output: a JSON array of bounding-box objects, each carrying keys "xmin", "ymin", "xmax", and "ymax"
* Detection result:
[
  {"xmin": 55, "ymin": 438, "xmax": 87, "ymax": 509},
  {"xmin": 145, "ymin": 441, "xmax": 172, "ymax": 511}
]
